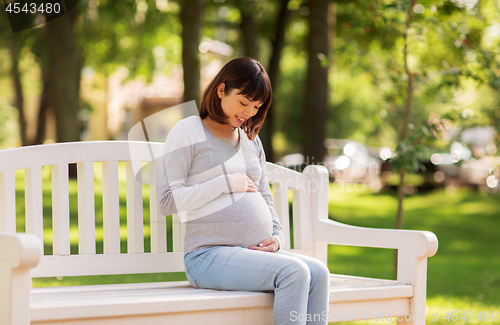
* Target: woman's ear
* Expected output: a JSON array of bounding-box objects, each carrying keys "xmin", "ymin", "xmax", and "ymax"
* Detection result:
[{"xmin": 217, "ymin": 83, "xmax": 225, "ymax": 99}]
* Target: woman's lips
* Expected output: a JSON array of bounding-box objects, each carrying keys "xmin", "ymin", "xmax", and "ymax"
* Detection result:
[{"xmin": 236, "ymin": 115, "xmax": 246, "ymax": 123}]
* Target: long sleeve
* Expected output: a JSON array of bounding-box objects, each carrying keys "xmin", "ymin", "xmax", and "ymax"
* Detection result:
[
  {"xmin": 254, "ymin": 136, "xmax": 286, "ymax": 251},
  {"xmin": 158, "ymin": 122, "xmax": 235, "ymax": 217}
]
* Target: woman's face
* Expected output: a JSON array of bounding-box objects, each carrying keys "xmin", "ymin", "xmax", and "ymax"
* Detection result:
[{"xmin": 217, "ymin": 83, "xmax": 263, "ymax": 128}]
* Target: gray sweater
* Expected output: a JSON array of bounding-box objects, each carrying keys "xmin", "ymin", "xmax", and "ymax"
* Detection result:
[{"xmin": 158, "ymin": 116, "xmax": 285, "ymax": 254}]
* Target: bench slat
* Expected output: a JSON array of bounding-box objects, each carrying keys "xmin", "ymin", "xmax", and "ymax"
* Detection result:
[
  {"xmin": 25, "ymin": 167, "xmax": 44, "ymax": 253},
  {"xmin": 0, "ymin": 171, "xmax": 16, "ymax": 233},
  {"xmin": 77, "ymin": 162, "xmax": 96, "ymax": 255},
  {"xmin": 102, "ymin": 161, "xmax": 121, "ymax": 254},
  {"xmin": 149, "ymin": 161, "xmax": 167, "ymax": 253},
  {"xmin": 31, "ymin": 252, "xmax": 185, "ymax": 277},
  {"xmin": 292, "ymin": 189, "xmax": 313, "ymax": 250},
  {"xmin": 126, "ymin": 161, "xmax": 144, "ymax": 253},
  {"xmin": 172, "ymin": 213, "xmax": 185, "ymax": 252},
  {"xmin": 272, "ymin": 182, "xmax": 290, "ymax": 250},
  {"xmin": 52, "ymin": 164, "xmax": 70, "ymax": 256}
]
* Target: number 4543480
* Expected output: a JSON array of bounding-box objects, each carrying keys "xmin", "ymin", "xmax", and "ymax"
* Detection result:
[
  {"xmin": 443, "ymin": 311, "xmax": 498, "ymax": 322},
  {"xmin": 5, "ymin": 2, "xmax": 61, "ymax": 14}
]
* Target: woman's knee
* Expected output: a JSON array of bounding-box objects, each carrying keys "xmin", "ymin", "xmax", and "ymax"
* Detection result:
[
  {"xmin": 309, "ymin": 260, "xmax": 330, "ymax": 285},
  {"xmin": 279, "ymin": 258, "xmax": 311, "ymax": 285}
]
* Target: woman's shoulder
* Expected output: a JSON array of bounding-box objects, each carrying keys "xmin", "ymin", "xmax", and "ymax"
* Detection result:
[
  {"xmin": 164, "ymin": 116, "xmax": 204, "ymax": 150},
  {"xmin": 173, "ymin": 115, "xmax": 202, "ymax": 129},
  {"xmin": 242, "ymin": 132, "xmax": 265, "ymax": 158},
  {"xmin": 184, "ymin": 115, "xmax": 203, "ymax": 124},
  {"xmin": 167, "ymin": 116, "xmax": 203, "ymax": 136}
]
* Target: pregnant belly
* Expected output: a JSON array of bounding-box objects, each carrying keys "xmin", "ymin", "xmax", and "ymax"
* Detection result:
[{"xmin": 185, "ymin": 192, "xmax": 274, "ymax": 248}]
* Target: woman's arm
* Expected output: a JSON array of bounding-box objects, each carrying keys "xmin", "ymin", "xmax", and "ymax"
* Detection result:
[{"xmin": 158, "ymin": 122, "xmax": 235, "ymax": 217}]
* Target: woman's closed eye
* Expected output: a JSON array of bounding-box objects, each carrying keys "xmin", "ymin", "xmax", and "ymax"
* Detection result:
[{"xmin": 241, "ymin": 100, "xmax": 261, "ymax": 110}]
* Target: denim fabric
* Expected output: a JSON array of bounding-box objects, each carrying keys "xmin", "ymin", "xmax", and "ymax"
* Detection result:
[{"xmin": 184, "ymin": 246, "xmax": 330, "ymax": 325}]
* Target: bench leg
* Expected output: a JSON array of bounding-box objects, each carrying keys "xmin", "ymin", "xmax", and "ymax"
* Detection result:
[
  {"xmin": 397, "ymin": 252, "xmax": 429, "ymax": 325},
  {"xmin": 0, "ymin": 268, "xmax": 32, "ymax": 325},
  {"xmin": 314, "ymin": 242, "xmax": 328, "ymax": 266},
  {"xmin": 0, "ymin": 233, "xmax": 42, "ymax": 325}
]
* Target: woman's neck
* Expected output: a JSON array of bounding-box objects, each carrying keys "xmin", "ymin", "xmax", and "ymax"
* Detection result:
[{"xmin": 201, "ymin": 117, "xmax": 239, "ymax": 139}]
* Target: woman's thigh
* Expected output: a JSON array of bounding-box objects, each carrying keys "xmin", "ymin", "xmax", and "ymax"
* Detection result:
[{"xmin": 184, "ymin": 246, "xmax": 311, "ymax": 292}]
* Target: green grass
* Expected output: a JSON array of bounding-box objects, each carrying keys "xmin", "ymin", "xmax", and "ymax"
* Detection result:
[{"xmin": 12, "ymin": 169, "xmax": 500, "ymax": 323}]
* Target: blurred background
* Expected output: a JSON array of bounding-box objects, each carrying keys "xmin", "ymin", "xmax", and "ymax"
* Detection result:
[
  {"xmin": 1, "ymin": 0, "xmax": 499, "ymax": 323},
  {"xmin": 1, "ymin": 0, "xmax": 499, "ymax": 194}
]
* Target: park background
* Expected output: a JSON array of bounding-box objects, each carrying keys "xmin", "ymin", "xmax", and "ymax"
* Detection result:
[{"xmin": 1, "ymin": 0, "xmax": 499, "ymax": 324}]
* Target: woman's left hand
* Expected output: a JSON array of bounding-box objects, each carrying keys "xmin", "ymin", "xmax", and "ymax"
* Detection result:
[{"xmin": 250, "ymin": 237, "xmax": 279, "ymax": 253}]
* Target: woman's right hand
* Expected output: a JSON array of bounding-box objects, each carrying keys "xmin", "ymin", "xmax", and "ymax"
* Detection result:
[{"xmin": 230, "ymin": 173, "xmax": 258, "ymax": 192}]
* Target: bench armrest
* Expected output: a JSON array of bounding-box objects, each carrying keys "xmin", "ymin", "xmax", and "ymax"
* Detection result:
[
  {"xmin": 315, "ymin": 218, "xmax": 438, "ymax": 258},
  {"xmin": 0, "ymin": 233, "xmax": 42, "ymax": 270},
  {"xmin": 0, "ymin": 233, "xmax": 43, "ymax": 325},
  {"xmin": 302, "ymin": 164, "xmax": 438, "ymax": 259}
]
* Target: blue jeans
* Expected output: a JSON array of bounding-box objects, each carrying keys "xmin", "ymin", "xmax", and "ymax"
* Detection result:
[{"xmin": 184, "ymin": 246, "xmax": 330, "ymax": 325}]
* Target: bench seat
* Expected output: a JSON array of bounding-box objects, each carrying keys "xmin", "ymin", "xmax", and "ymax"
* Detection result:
[{"xmin": 31, "ymin": 275, "xmax": 413, "ymax": 325}]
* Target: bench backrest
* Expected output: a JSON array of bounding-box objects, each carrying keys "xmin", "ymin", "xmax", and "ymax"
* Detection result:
[{"xmin": 0, "ymin": 141, "xmax": 319, "ymax": 278}]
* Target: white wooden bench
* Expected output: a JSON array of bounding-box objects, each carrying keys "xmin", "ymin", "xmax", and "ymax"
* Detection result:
[{"xmin": 0, "ymin": 141, "xmax": 438, "ymax": 325}]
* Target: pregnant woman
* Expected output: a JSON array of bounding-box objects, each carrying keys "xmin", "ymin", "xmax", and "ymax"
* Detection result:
[{"xmin": 159, "ymin": 57, "xmax": 330, "ymax": 325}]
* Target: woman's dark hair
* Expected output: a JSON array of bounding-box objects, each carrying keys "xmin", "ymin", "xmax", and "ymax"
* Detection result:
[{"xmin": 199, "ymin": 57, "xmax": 272, "ymax": 140}]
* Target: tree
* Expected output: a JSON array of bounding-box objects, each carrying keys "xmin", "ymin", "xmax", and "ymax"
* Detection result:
[
  {"xmin": 303, "ymin": 0, "xmax": 329, "ymax": 165},
  {"xmin": 31, "ymin": 32, "xmax": 50, "ymax": 145},
  {"xmin": 7, "ymin": 38, "xmax": 28, "ymax": 146},
  {"xmin": 0, "ymin": 11, "xmax": 31, "ymax": 146},
  {"xmin": 236, "ymin": 0, "xmax": 260, "ymax": 60},
  {"xmin": 395, "ymin": 0, "xmax": 416, "ymax": 235},
  {"xmin": 385, "ymin": 0, "xmax": 493, "ymax": 276},
  {"xmin": 180, "ymin": 0, "xmax": 205, "ymax": 106},
  {"xmin": 233, "ymin": 0, "xmax": 295, "ymax": 162},
  {"xmin": 46, "ymin": 10, "xmax": 81, "ymax": 143},
  {"xmin": 263, "ymin": 0, "xmax": 294, "ymax": 162}
]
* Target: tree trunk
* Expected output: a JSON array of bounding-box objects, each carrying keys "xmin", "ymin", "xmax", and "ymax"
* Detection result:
[
  {"xmin": 303, "ymin": 0, "xmax": 329, "ymax": 167},
  {"xmin": 238, "ymin": 1, "xmax": 259, "ymax": 60},
  {"xmin": 394, "ymin": 0, "xmax": 416, "ymax": 279},
  {"xmin": 8, "ymin": 39, "xmax": 29, "ymax": 146},
  {"xmin": 180, "ymin": 0, "xmax": 204, "ymax": 108},
  {"xmin": 395, "ymin": 168, "xmax": 406, "ymax": 230},
  {"xmin": 46, "ymin": 11, "xmax": 80, "ymax": 143},
  {"xmin": 261, "ymin": 0, "xmax": 292, "ymax": 163},
  {"xmin": 329, "ymin": 2, "xmax": 336, "ymax": 67},
  {"xmin": 30, "ymin": 18, "xmax": 50, "ymax": 145},
  {"xmin": 35, "ymin": 70, "xmax": 50, "ymax": 145}
]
